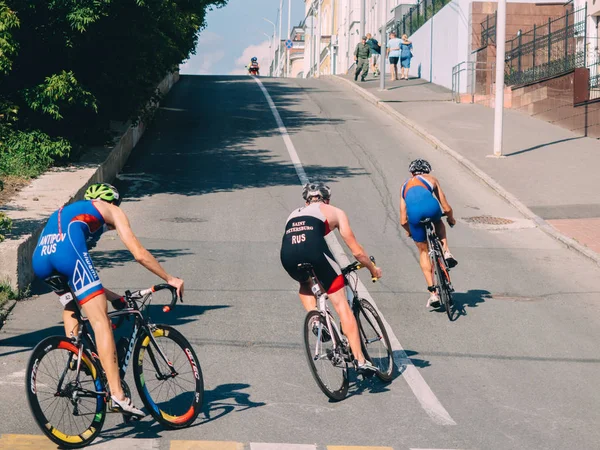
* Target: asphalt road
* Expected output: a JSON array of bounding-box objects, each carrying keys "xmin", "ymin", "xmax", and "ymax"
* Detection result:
[{"xmin": 1, "ymin": 75, "xmax": 600, "ymax": 450}]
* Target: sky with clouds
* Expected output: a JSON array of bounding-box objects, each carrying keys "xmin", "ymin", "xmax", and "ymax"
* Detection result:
[{"xmin": 179, "ymin": 0, "xmax": 305, "ymax": 76}]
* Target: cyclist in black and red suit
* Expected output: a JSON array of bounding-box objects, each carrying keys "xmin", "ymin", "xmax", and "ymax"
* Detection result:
[{"xmin": 280, "ymin": 182, "xmax": 382, "ymax": 373}]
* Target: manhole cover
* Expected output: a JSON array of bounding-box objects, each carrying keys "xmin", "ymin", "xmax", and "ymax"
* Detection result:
[
  {"xmin": 462, "ymin": 216, "xmax": 514, "ymax": 225},
  {"xmin": 160, "ymin": 217, "xmax": 206, "ymax": 223},
  {"xmin": 491, "ymin": 295, "xmax": 542, "ymax": 303}
]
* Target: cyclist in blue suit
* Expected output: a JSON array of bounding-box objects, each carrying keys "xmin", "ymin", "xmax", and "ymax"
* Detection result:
[{"xmin": 33, "ymin": 183, "xmax": 184, "ymax": 417}]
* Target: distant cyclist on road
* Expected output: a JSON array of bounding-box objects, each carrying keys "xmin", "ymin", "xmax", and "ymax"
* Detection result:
[
  {"xmin": 32, "ymin": 183, "xmax": 184, "ymax": 417},
  {"xmin": 247, "ymin": 56, "xmax": 260, "ymax": 75},
  {"xmin": 400, "ymin": 159, "xmax": 457, "ymax": 308},
  {"xmin": 280, "ymin": 182, "xmax": 382, "ymax": 373}
]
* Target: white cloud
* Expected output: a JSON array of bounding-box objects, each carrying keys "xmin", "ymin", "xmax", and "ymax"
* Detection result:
[
  {"xmin": 230, "ymin": 40, "xmax": 273, "ymax": 75},
  {"xmin": 179, "ymin": 32, "xmax": 225, "ymax": 75}
]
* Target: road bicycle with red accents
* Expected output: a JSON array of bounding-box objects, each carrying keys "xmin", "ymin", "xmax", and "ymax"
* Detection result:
[
  {"xmin": 301, "ymin": 257, "xmax": 394, "ymax": 401},
  {"xmin": 25, "ymin": 281, "xmax": 203, "ymax": 448}
]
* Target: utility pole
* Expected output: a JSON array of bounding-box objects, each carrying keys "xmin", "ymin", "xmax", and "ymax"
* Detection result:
[
  {"xmin": 316, "ymin": 0, "xmax": 322, "ymax": 77},
  {"xmin": 379, "ymin": 0, "xmax": 387, "ymax": 90},
  {"xmin": 286, "ymin": 0, "xmax": 291, "ymax": 77},
  {"xmin": 262, "ymin": 32, "xmax": 273, "ymax": 76},
  {"xmin": 360, "ymin": 0, "xmax": 366, "ymax": 38},
  {"xmin": 491, "ymin": 0, "xmax": 507, "ymax": 158},
  {"xmin": 277, "ymin": 0, "xmax": 283, "ymax": 76},
  {"xmin": 330, "ymin": 0, "xmax": 336, "ymax": 75},
  {"xmin": 263, "ymin": 18, "xmax": 276, "ymax": 76}
]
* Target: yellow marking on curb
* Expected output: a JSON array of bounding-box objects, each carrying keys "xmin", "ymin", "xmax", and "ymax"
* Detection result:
[
  {"xmin": 170, "ymin": 441, "xmax": 244, "ymax": 450},
  {"xmin": 0, "ymin": 434, "xmax": 57, "ymax": 450}
]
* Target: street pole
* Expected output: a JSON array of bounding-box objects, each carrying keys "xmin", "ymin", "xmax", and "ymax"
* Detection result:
[
  {"xmin": 379, "ymin": 0, "xmax": 387, "ymax": 90},
  {"xmin": 286, "ymin": 0, "xmax": 291, "ymax": 77},
  {"xmin": 263, "ymin": 18, "xmax": 276, "ymax": 76},
  {"xmin": 360, "ymin": 0, "xmax": 366, "ymax": 38},
  {"xmin": 316, "ymin": 0, "xmax": 322, "ymax": 77},
  {"xmin": 278, "ymin": 0, "xmax": 283, "ymax": 76},
  {"xmin": 262, "ymin": 32, "xmax": 273, "ymax": 76},
  {"xmin": 491, "ymin": 0, "xmax": 507, "ymax": 158},
  {"xmin": 330, "ymin": 0, "xmax": 336, "ymax": 75}
]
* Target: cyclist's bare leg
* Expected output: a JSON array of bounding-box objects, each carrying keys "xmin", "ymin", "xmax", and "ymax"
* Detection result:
[
  {"xmin": 415, "ymin": 241, "xmax": 434, "ymax": 286},
  {"xmin": 328, "ymin": 289, "xmax": 366, "ymax": 363},
  {"xmin": 434, "ymin": 220, "xmax": 450, "ymax": 253},
  {"xmin": 298, "ymin": 281, "xmax": 318, "ymax": 311},
  {"xmin": 80, "ymin": 293, "xmax": 124, "ymax": 400},
  {"xmin": 63, "ymin": 301, "xmax": 80, "ymax": 338}
]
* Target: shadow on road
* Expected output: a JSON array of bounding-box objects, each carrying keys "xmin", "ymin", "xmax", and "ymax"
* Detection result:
[
  {"xmin": 451, "ymin": 289, "xmax": 492, "ymax": 319},
  {"xmin": 115, "ymin": 75, "xmax": 365, "ymax": 201}
]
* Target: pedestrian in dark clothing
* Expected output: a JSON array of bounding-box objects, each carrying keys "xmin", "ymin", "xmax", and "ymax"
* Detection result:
[
  {"xmin": 354, "ymin": 36, "xmax": 371, "ymax": 82},
  {"xmin": 366, "ymin": 33, "xmax": 381, "ymax": 76}
]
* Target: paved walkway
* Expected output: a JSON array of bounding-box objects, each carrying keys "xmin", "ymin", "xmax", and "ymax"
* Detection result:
[{"xmin": 338, "ymin": 72, "xmax": 600, "ymax": 258}]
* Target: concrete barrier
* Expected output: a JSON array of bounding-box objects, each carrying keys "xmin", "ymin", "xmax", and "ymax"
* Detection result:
[{"xmin": 0, "ymin": 72, "xmax": 180, "ymax": 291}]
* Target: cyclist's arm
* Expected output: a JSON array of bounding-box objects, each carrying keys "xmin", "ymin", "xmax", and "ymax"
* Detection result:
[
  {"xmin": 431, "ymin": 177, "xmax": 455, "ymax": 223},
  {"xmin": 103, "ymin": 288, "xmax": 122, "ymax": 302},
  {"xmin": 399, "ymin": 196, "xmax": 410, "ymax": 236},
  {"xmin": 98, "ymin": 203, "xmax": 184, "ymax": 297},
  {"xmin": 335, "ymin": 208, "xmax": 380, "ymax": 278}
]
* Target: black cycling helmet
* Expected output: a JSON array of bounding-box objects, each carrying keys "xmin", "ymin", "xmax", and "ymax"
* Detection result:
[
  {"xmin": 408, "ymin": 159, "xmax": 432, "ymax": 175},
  {"xmin": 84, "ymin": 183, "xmax": 122, "ymax": 206},
  {"xmin": 302, "ymin": 182, "xmax": 331, "ymax": 202}
]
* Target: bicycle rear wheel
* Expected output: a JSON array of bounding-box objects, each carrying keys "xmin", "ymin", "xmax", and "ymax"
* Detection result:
[
  {"xmin": 356, "ymin": 299, "xmax": 394, "ymax": 381},
  {"xmin": 434, "ymin": 252, "xmax": 454, "ymax": 320},
  {"xmin": 133, "ymin": 325, "xmax": 203, "ymax": 429},
  {"xmin": 26, "ymin": 336, "xmax": 106, "ymax": 449},
  {"xmin": 303, "ymin": 310, "xmax": 349, "ymax": 401}
]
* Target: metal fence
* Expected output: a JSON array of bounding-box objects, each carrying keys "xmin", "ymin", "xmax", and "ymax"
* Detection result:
[
  {"xmin": 505, "ymin": 6, "xmax": 587, "ymax": 86},
  {"xmin": 481, "ymin": 11, "xmax": 496, "ymax": 48},
  {"xmin": 588, "ymin": 51, "xmax": 600, "ymax": 101},
  {"xmin": 395, "ymin": 0, "xmax": 451, "ymax": 37},
  {"xmin": 451, "ymin": 61, "xmax": 495, "ymax": 103}
]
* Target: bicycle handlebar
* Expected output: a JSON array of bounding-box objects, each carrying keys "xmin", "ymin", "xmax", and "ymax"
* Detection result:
[
  {"xmin": 342, "ymin": 256, "xmax": 379, "ymax": 283},
  {"xmin": 127, "ymin": 284, "xmax": 180, "ymax": 313}
]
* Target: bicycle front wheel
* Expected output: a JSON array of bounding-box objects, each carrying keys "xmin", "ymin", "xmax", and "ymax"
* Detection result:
[
  {"xmin": 26, "ymin": 336, "xmax": 106, "ymax": 449},
  {"xmin": 356, "ymin": 299, "xmax": 394, "ymax": 381},
  {"xmin": 303, "ymin": 310, "xmax": 349, "ymax": 401},
  {"xmin": 133, "ymin": 325, "xmax": 203, "ymax": 429}
]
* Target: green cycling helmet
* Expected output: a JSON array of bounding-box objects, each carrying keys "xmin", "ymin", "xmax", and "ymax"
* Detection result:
[{"xmin": 84, "ymin": 183, "xmax": 121, "ymax": 206}]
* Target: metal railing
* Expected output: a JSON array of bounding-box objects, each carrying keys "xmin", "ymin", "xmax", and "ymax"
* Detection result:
[
  {"xmin": 396, "ymin": 0, "xmax": 451, "ymax": 37},
  {"xmin": 451, "ymin": 61, "xmax": 495, "ymax": 103},
  {"xmin": 481, "ymin": 11, "xmax": 496, "ymax": 47},
  {"xmin": 504, "ymin": 6, "xmax": 586, "ymax": 86},
  {"xmin": 587, "ymin": 52, "xmax": 600, "ymax": 101}
]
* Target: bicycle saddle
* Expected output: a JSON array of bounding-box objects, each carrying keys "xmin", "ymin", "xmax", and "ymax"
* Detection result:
[
  {"xmin": 419, "ymin": 218, "xmax": 432, "ymax": 224},
  {"xmin": 297, "ymin": 263, "xmax": 314, "ymax": 271},
  {"xmin": 44, "ymin": 273, "xmax": 70, "ymax": 295}
]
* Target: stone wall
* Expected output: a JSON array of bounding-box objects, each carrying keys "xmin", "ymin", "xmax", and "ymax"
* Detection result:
[{"xmin": 510, "ymin": 71, "xmax": 600, "ymax": 138}]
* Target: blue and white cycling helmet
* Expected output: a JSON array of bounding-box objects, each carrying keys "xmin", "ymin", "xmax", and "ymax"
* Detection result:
[
  {"xmin": 408, "ymin": 159, "xmax": 431, "ymax": 175},
  {"xmin": 251, "ymin": 57, "xmax": 258, "ymax": 62}
]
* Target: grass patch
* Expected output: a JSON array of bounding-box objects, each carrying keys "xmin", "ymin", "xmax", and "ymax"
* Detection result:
[{"xmin": 0, "ymin": 282, "xmax": 28, "ymax": 311}]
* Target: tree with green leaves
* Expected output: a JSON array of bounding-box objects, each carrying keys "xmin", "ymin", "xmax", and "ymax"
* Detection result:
[{"xmin": 0, "ymin": 0, "xmax": 227, "ymax": 178}]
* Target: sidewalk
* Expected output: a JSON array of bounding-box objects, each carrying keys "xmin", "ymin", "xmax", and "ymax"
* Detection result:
[{"xmin": 335, "ymin": 72, "xmax": 600, "ymax": 261}]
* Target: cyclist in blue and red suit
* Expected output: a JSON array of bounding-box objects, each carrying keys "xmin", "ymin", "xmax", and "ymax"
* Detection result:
[
  {"xmin": 400, "ymin": 159, "xmax": 457, "ymax": 308},
  {"xmin": 32, "ymin": 183, "xmax": 184, "ymax": 417}
]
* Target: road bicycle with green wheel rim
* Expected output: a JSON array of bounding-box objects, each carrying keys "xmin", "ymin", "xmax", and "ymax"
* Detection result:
[
  {"xmin": 25, "ymin": 279, "xmax": 203, "ymax": 449},
  {"xmin": 422, "ymin": 218, "xmax": 455, "ymax": 320},
  {"xmin": 302, "ymin": 257, "xmax": 394, "ymax": 401}
]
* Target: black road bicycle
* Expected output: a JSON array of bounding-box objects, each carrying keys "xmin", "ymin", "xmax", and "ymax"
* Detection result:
[
  {"xmin": 301, "ymin": 257, "xmax": 394, "ymax": 401},
  {"xmin": 25, "ymin": 278, "xmax": 204, "ymax": 448},
  {"xmin": 422, "ymin": 218, "xmax": 455, "ymax": 320}
]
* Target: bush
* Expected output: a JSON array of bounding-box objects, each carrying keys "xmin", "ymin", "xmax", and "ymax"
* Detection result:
[
  {"xmin": 0, "ymin": 212, "xmax": 10, "ymax": 242},
  {"xmin": 0, "ymin": 129, "xmax": 71, "ymax": 178}
]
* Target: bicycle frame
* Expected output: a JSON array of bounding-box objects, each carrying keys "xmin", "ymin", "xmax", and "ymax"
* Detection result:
[
  {"xmin": 48, "ymin": 282, "xmax": 179, "ymax": 400},
  {"xmin": 423, "ymin": 221, "xmax": 453, "ymax": 293}
]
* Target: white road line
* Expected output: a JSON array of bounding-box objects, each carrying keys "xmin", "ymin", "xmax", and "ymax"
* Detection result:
[
  {"xmin": 253, "ymin": 77, "xmax": 308, "ymax": 184},
  {"xmin": 255, "ymin": 77, "xmax": 456, "ymax": 426}
]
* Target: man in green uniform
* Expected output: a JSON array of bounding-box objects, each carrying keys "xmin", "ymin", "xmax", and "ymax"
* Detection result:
[{"xmin": 353, "ymin": 36, "xmax": 372, "ymax": 82}]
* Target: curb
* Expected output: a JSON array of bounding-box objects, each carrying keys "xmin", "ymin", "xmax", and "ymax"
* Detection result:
[
  {"xmin": 0, "ymin": 72, "xmax": 181, "ymax": 291},
  {"xmin": 0, "ymin": 299, "xmax": 17, "ymax": 330},
  {"xmin": 329, "ymin": 75, "xmax": 600, "ymax": 267}
]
